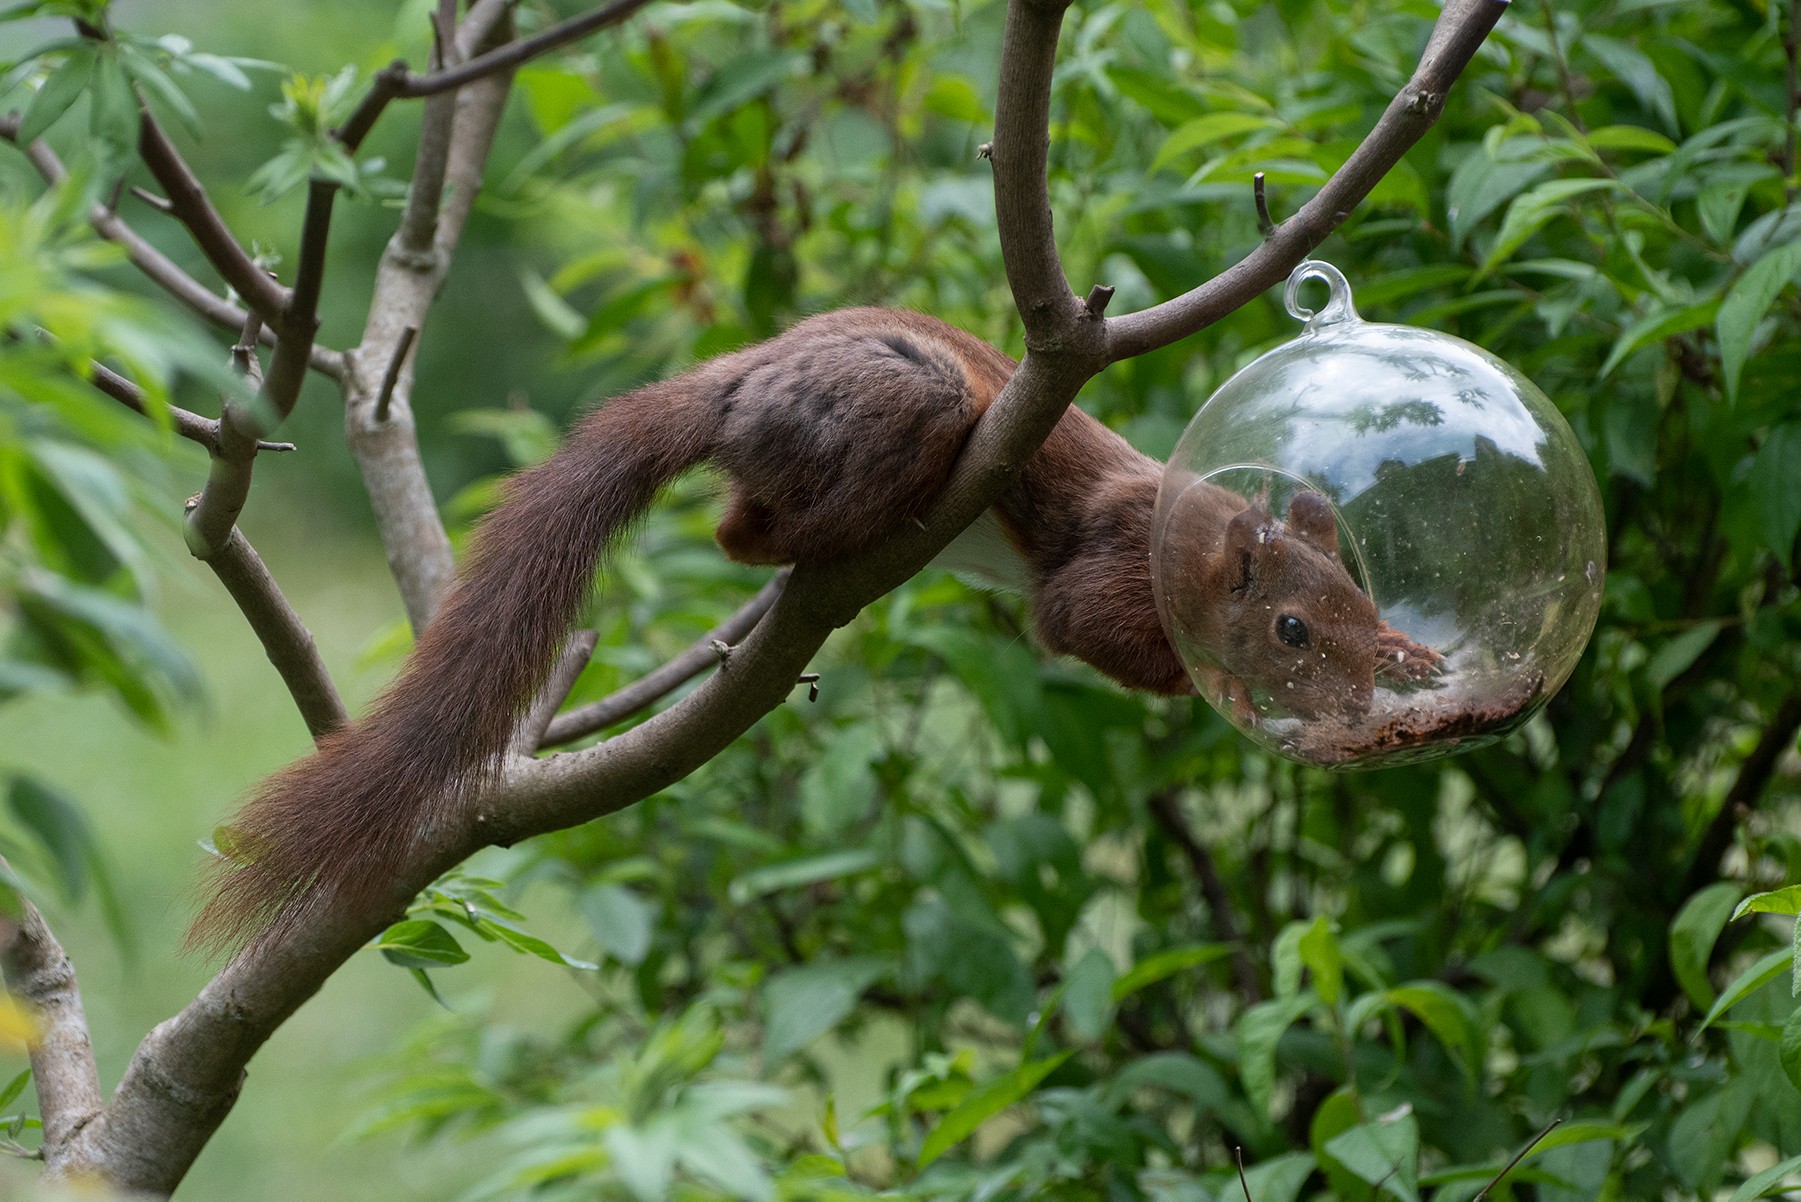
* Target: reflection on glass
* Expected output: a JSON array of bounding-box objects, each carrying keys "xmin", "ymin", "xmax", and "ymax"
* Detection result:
[{"xmin": 1151, "ymin": 261, "xmax": 1606, "ymax": 769}]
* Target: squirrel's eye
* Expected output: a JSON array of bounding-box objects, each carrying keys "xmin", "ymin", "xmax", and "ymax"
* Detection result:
[{"xmin": 1276, "ymin": 615, "xmax": 1310, "ymax": 648}]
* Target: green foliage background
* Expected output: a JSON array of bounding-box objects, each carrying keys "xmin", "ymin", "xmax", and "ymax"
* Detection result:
[{"xmin": 1, "ymin": 0, "xmax": 1799, "ymax": 1198}]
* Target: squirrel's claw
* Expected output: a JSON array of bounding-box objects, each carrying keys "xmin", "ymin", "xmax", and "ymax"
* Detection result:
[{"xmin": 1374, "ymin": 622, "xmax": 1445, "ymax": 682}]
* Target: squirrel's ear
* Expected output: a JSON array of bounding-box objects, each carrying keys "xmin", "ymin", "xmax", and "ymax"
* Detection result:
[
  {"xmin": 1285, "ymin": 491, "xmax": 1342, "ymax": 563},
  {"xmin": 1222, "ymin": 502, "xmax": 1276, "ymax": 591}
]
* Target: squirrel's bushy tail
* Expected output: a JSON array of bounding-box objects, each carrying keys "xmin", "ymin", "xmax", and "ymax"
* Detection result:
[{"xmin": 190, "ymin": 375, "xmax": 726, "ymax": 952}]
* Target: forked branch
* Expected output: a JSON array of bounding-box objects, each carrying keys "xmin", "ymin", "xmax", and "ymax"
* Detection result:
[{"xmin": 67, "ymin": 1, "xmax": 1510, "ymax": 1194}]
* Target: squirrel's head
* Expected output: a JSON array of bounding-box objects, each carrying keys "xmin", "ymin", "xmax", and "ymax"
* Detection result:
[{"xmin": 1209, "ymin": 491, "xmax": 1379, "ymax": 721}]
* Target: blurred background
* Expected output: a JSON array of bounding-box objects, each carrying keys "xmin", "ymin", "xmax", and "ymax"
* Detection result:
[{"xmin": 1, "ymin": 0, "xmax": 1799, "ymax": 1198}]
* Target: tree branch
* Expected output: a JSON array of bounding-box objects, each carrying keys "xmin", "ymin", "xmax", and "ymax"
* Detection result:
[
  {"xmin": 87, "ymin": 360, "xmax": 293, "ymax": 455},
  {"xmin": 990, "ymin": 0, "xmax": 1085, "ymax": 348},
  {"xmin": 134, "ymin": 114, "xmax": 290, "ymax": 325},
  {"xmin": 70, "ymin": 1, "xmax": 1509, "ymax": 1191},
  {"xmin": 0, "ymin": 867, "xmax": 102, "ymax": 1175},
  {"xmin": 0, "ymin": 118, "xmax": 346, "ymax": 381},
  {"xmin": 539, "ymin": 572, "xmax": 790, "ymax": 748},
  {"xmin": 1104, "ymin": 0, "xmax": 1509, "ymax": 360},
  {"xmin": 197, "ymin": 529, "xmax": 348, "ymax": 741},
  {"xmin": 511, "ymin": 630, "xmax": 600, "ymax": 758},
  {"xmin": 454, "ymin": 0, "xmax": 516, "ymax": 60},
  {"xmin": 396, "ymin": 2, "xmax": 463, "ymax": 252},
  {"xmin": 400, "ymin": 0, "xmax": 656, "ymax": 98},
  {"xmin": 184, "ymin": 313, "xmax": 270, "ymax": 556},
  {"xmin": 343, "ymin": 13, "xmax": 516, "ymax": 631}
]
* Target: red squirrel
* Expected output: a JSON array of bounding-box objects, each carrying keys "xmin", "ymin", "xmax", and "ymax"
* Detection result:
[{"xmin": 194, "ymin": 308, "xmax": 1430, "ymax": 948}]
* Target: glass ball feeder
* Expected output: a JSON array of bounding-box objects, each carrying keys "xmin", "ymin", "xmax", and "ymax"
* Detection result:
[{"xmin": 1151, "ymin": 260, "xmax": 1606, "ymax": 769}]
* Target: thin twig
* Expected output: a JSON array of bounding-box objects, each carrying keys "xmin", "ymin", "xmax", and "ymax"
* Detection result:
[
  {"xmin": 455, "ymin": 0, "xmax": 516, "ymax": 60},
  {"xmin": 184, "ymin": 311, "xmax": 270, "ymax": 556},
  {"xmin": 1235, "ymin": 1147, "xmax": 1254, "ymax": 1201},
  {"xmin": 1473, "ymin": 1115, "xmax": 1563, "ymax": 1201},
  {"xmin": 398, "ymin": 0, "xmax": 476, "ymax": 253},
  {"xmin": 87, "ymin": 361, "xmax": 292, "ymax": 454},
  {"xmin": 402, "ymin": 0, "xmax": 656, "ymax": 97},
  {"xmin": 375, "ymin": 326, "xmax": 419, "ymax": 422},
  {"xmin": 134, "ymin": 114, "xmax": 290, "ymax": 324},
  {"xmin": 432, "ymin": 0, "xmax": 461, "ymax": 68},
  {"xmin": 334, "ymin": 62, "xmax": 407, "ymax": 154},
  {"xmin": 200, "ymin": 531, "xmax": 348, "ymax": 740},
  {"xmin": 1253, "ymin": 171, "xmax": 1274, "ymax": 236},
  {"xmin": 540, "ymin": 572, "xmax": 790, "ymax": 747},
  {"xmin": 0, "ymin": 859, "xmax": 102, "ymax": 1169},
  {"xmin": 128, "ymin": 185, "xmax": 172, "ymax": 213},
  {"xmin": 511, "ymin": 631, "xmax": 600, "ymax": 758}
]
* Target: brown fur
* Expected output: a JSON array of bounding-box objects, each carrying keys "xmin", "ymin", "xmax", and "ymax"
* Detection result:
[{"xmin": 192, "ymin": 308, "xmax": 1395, "ymax": 950}]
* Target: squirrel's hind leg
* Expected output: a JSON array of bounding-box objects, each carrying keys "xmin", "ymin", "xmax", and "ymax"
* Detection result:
[{"xmin": 711, "ymin": 331, "xmax": 982, "ymax": 566}]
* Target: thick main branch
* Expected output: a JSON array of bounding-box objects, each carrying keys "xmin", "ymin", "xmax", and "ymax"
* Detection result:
[{"xmin": 0, "ymin": 872, "xmax": 101, "ymax": 1179}]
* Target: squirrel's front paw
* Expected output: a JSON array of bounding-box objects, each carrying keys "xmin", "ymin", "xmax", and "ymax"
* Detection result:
[{"xmin": 1374, "ymin": 623, "xmax": 1444, "ymax": 682}]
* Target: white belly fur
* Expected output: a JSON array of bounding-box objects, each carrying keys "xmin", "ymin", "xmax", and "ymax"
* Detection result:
[{"xmin": 929, "ymin": 510, "xmax": 1032, "ymax": 593}]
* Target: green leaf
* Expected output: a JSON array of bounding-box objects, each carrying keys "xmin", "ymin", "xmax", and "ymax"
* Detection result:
[
  {"xmin": 375, "ymin": 919, "xmax": 470, "ymax": 969},
  {"xmin": 1324, "ymin": 1109, "xmax": 1421, "ymax": 1202},
  {"xmin": 1780, "ymin": 1007, "xmax": 1801, "ymax": 1095},
  {"xmin": 1299, "ymin": 916, "xmax": 1344, "ymax": 1007},
  {"xmin": 1525, "ymin": 1121, "xmax": 1643, "ymax": 1156},
  {"xmin": 1697, "ymin": 949, "xmax": 1790, "ymax": 1032},
  {"xmin": 1725, "ymin": 1152, "xmax": 1801, "ymax": 1202},
  {"xmin": 1150, "ymin": 112, "xmax": 1280, "ymax": 173},
  {"xmin": 1237, "ymin": 993, "xmax": 1313, "ymax": 1117},
  {"xmin": 1385, "ymin": 982, "xmax": 1480, "ymax": 1079},
  {"xmin": 6, "ymin": 775, "xmax": 93, "ymax": 901},
  {"xmin": 762, "ymin": 958, "xmax": 885, "ymax": 1065},
  {"xmin": 1732, "ymin": 885, "xmax": 1801, "ymax": 921},
  {"xmin": 922, "ymin": 75, "xmax": 987, "ymax": 124},
  {"xmin": 1481, "ymin": 178, "xmax": 1624, "ymax": 275},
  {"xmin": 686, "ymin": 51, "xmax": 804, "ymax": 128},
  {"xmin": 120, "ymin": 46, "xmax": 202, "ymax": 140},
  {"xmin": 1061, "ymin": 948, "xmax": 1116, "ymax": 1040},
  {"xmin": 1599, "ymin": 300, "xmax": 1718, "ymax": 378},
  {"xmin": 1671, "ymin": 881, "xmax": 1743, "ymax": 1010},
  {"xmin": 86, "ymin": 49, "xmax": 140, "ymax": 172},
  {"xmin": 408, "ymin": 967, "xmax": 450, "ymax": 1009},
  {"xmin": 479, "ymin": 918, "xmax": 598, "ymax": 970},
  {"xmin": 1110, "ymin": 943, "xmax": 1234, "ymax": 1001},
  {"xmin": 916, "ymin": 1052, "xmax": 1070, "ymax": 1168},
  {"xmin": 1585, "ymin": 124, "xmax": 1678, "ymax": 155},
  {"xmin": 1273, "ymin": 919, "xmax": 1308, "ymax": 997},
  {"xmin": 1105, "ymin": 1053, "xmax": 1228, "ymax": 1109},
  {"xmin": 1748, "ymin": 425, "xmax": 1801, "ymax": 567},
  {"xmin": 1446, "ymin": 144, "xmax": 1550, "ymax": 250},
  {"xmin": 728, "ymin": 848, "xmax": 878, "ymax": 903},
  {"xmin": 1646, "ymin": 622, "xmax": 1722, "ymax": 690},
  {"xmin": 580, "ymin": 882, "xmax": 654, "ymax": 966},
  {"xmin": 1717, "ymin": 240, "xmax": 1801, "ymax": 403},
  {"xmin": 18, "ymin": 49, "xmax": 93, "ymax": 142},
  {"xmin": 1241, "ymin": 1152, "xmax": 1317, "ymax": 1202},
  {"xmin": 0, "ymin": 1070, "xmax": 30, "ymax": 1113}
]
